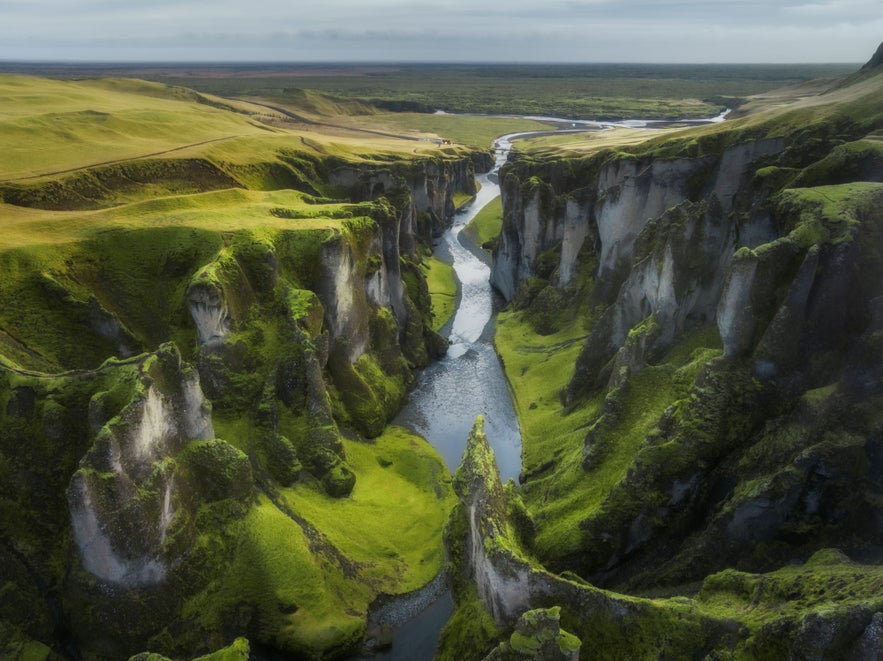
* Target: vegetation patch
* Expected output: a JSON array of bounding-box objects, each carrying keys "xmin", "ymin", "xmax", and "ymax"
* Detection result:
[
  {"xmin": 463, "ymin": 194, "xmax": 503, "ymax": 250},
  {"xmin": 421, "ymin": 256, "xmax": 458, "ymax": 331}
]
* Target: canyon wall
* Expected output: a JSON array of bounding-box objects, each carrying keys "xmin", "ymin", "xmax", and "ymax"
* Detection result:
[
  {"xmin": 489, "ymin": 94, "xmax": 883, "ymax": 596},
  {"xmin": 0, "ymin": 153, "xmax": 479, "ymax": 659}
]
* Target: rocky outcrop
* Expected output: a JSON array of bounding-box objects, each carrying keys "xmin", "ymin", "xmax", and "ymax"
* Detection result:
[
  {"xmin": 330, "ymin": 153, "xmax": 489, "ymax": 245},
  {"xmin": 492, "ymin": 138, "xmax": 789, "ymax": 402},
  {"xmin": 861, "ymin": 41, "xmax": 883, "ymax": 71},
  {"xmin": 446, "ymin": 420, "xmax": 883, "ymax": 660},
  {"xmin": 68, "ymin": 344, "xmax": 232, "ymax": 587},
  {"xmin": 492, "ymin": 139, "xmax": 782, "ymax": 308}
]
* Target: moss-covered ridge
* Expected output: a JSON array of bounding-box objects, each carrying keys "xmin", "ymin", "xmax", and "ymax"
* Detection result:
[
  {"xmin": 0, "ymin": 90, "xmax": 481, "ymax": 656},
  {"xmin": 441, "ymin": 419, "xmax": 883, "ymax": 660},
  {"xmin": 481, "ymin": 49, "xmax": 883, "ymax": 658}
]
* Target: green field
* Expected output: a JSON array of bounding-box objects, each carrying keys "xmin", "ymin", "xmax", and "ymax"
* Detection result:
[
  {"xmin": 133, "ymin": 63, "xmax": 858, "ymax": 120},
  {"xmin": 422, "ymin": 257, "xmax": 458, "ymax": 331}
]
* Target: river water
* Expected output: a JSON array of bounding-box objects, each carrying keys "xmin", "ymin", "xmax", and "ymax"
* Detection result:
[
  {"xmin": 352, "ymin": 136, "xmax": 518, "ymax": 661},
  {"xmin": 393, "ymin": 135, "xmax": 521, "ymax": 482}
]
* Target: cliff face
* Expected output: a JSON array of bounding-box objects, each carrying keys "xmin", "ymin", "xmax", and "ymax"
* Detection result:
[
  {"xmin": 442, "ymin": 418, "xmax": 883, "ymax": 660},
  {"xmin": 0, "ymin": 153, "xmax": 476, "ymax": 659},
  {"xmin": 493, "ymin": 137, "xmax": 784, "ymax": 355},
  {"xmin": 330, "ymin": 153, "xmax": 488, "ymax": 244},
  {"xmin": 491, "ymin": 67, "xmax": 883, "ymax": 599}
]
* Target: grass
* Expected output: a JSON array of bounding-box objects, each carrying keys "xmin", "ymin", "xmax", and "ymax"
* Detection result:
[
  {"xmin": 515, "ymin": 127, "xmax": 680, "ymax": 157},
  {"xmin": 0, "ymin": 75, "xmax": 479, "ymax": 185},
  {"xmin": 494, "ymin": 310, "xmax": 595, "ymax": 476},
  {"xmin": 342, "ymin": 112, "xmax": 551, "ymax": 149},
  {"xmin": 512, "ymin": 63, "xmax": 883, "ymax": 163},
  {"xmin": 286, "ymin": 426, "xmax": 455, "ymax": 591},
  {"xmin": 0, "ymin": 75, "xmax": 277, "ymax": 181},
  {"xmin": 182, "ymin": 494, "xmax": 368, "ymax": 655},
  {"xmin": 179, "ymin": 426, "xmax": 453, "ymax": 657},
  {"xmin": 462, "ymin": 194, "xmax": 503, "ymax": 248},
  {"xmin": 422, "ymin": 257, "xmax": 458, "ymax": 332},
  {"xmin": 495, "ymin": 309, "xmax": 723, "ymax": 560},
  {"xmin": 0, "ymin": 190, "xmax": 346, "ymax": 251},
  {"xmin": 135, "ymin": 63, "xmax": 857, "ymax": 121},
  {"xmin": 697, "ymin": 549, "xmax": 883, "ymax": 656}
]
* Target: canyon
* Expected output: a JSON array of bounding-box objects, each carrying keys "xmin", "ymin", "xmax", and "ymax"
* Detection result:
[{"xmin": 1, "ymin": 48, "xmax": 883, "ymax": 660}]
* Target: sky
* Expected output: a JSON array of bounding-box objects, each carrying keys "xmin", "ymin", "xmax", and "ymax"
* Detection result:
[{"xmin": 0, "ymin": 0, "xmax": 880, "ymax": 63}]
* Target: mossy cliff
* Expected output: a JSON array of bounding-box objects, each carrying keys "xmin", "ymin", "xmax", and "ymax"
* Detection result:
[
  {"xmin": 441, "ymin": 420, "xmax": 883, "ymax": 659},
  {"xmin": 483, "ymin": 49, "xmax": 883, "ymax": 657},
  {"xmin": 0, "ymin": 103, "xmax": 476, "ymax": 659}
]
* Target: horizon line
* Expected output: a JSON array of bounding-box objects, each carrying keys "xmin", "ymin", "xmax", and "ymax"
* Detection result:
[{"xmin": 0, "ymin": 59, "xmax": 863, "ymax": 67}]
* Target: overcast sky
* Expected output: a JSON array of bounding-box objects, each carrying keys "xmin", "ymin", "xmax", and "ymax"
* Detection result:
[{"xmin": 0, "ymin": 0, "xmax": 880, "ymax": 63}]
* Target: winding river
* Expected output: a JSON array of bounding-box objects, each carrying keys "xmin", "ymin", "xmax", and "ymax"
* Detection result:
[
  {"xmin": 353, "ymin": 135, "xmax": 519, "ymax": 661},
  {"xmin": 393, "ymin": 135, "xmax": 521, "ymax": 482}
]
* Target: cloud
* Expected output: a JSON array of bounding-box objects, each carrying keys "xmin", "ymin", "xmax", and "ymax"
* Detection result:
[{"xmin": 0, "ymin": 0, "xmax": 878, "ymax": 62}]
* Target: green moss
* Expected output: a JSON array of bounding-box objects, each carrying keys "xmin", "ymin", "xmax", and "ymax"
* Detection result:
[
  {"xmin": 192, "ymin": 637, "xmax": 250, "ymax": 661},
  {"xmin": 286, "ymin": 426, "xmax": 454, "ymax": 591},
  {"xmin": 328, "ymin": 340, "xmax": 407, "ymax": 438},
  {"xmin": 463, "ymin": 195, "xmax": 503, "ymax": 250},
  {"xmin": 0, "ymin": 622, "xmax": 54, "ymax": 661},
  {"xmin": 773, "ymin": 183, "xmax": 882, "ymax": 251},
  {"xmin": 436, "ymin": 585, "xmax": 501, "ymax": 661},
  {"xmin": 505, "ymin": 607, "xmax": 581, "ymax": 658},
  {"xmin": 697, "ymin": 551, "xmax": 883, "ymax": 657},
  {"xmin": 452, "ymin": 191, "xmax": 475, "ymax": 210},
  {"xmin": 421, "ymin": 256, "xmax": 458, "ymax": 331},
  {"xmin": 496, "ymin": 310, "xmax": 726, "ymax": 564},
  {"xmin": 178, "ymin": 439, "xmax": 254, "ymax": 503}
]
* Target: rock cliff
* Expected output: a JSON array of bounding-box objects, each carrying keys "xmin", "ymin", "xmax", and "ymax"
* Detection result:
[
  {"xmin": 489, "ymin": 55, "xmax": 883, "ymax": 616},
  {"xmin": 0, "ymin": 150, "xmax": 477, "ymax": 659},
  {"xmin": 441, "ymin": 419, "xmax": 883, "ymax": 660}
]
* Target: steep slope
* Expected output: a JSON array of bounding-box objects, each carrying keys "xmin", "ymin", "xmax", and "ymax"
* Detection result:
[
  {"xmin": 479, "ymin": 48, "xmax": 883, "ymax": 657},
  {"xmin": 0, "ymin": 76, "xmax": 487, "ymax": 659}
]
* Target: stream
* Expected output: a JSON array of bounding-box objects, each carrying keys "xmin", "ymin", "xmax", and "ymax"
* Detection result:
[{"xmin": 393, "ymin": 134, "xmax": 521, "ymax": 483}]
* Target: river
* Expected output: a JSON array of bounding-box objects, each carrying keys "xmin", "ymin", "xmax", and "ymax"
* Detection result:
[
  {"xmin": 392, "ymin": 134, "xmax": 521, "ymax": 483},
  {"xmin": 352, "ymin": 134, "xmax": 519, "ymax": 661}
]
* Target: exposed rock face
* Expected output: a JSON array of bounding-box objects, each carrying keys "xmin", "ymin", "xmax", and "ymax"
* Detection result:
[
  {"xmin": 490, "ymin": 87, "xmax": 883, "ymax": 603},
  {"xmin": 493, "ymin": 138, "xmax": 788, "ymax": 402},
  {"xmin": 68, "ymin": 344, "xmax": 215, "ymax": 587},
  {"xmin": 330, "ymin": 153, "xmax": 489, "ymax": 243},
  {"xmin": 861, "ymin": 41, "xmax": 883, "ymax": 71},
  {"xmin": 447, "ymin": 421, "xmax": 883, "ymax": 660},
  {"xmin": 492, "ymin": 139, "xmax": 782, "ymax": 309},
  {"xmin": 188, "ymin": 282, "xmax": 230, "ymax": 345}
]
